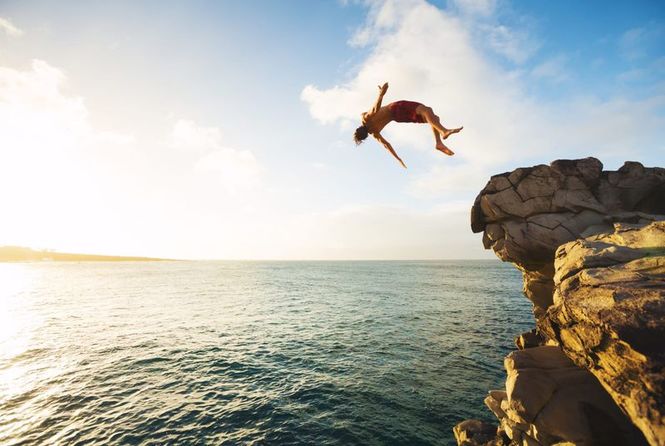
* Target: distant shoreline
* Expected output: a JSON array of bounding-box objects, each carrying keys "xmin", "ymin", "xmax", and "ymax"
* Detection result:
[
  {"xmin": 0, "ymin": 250, "xmax": 499, "ymax": 263},
  {"xmin": 0, "ymin": 246, "xmax": 173, "ymax": 262},
  {"xmin": 0, "ymin": 246, "xmax": 500, "ymax": 262}
]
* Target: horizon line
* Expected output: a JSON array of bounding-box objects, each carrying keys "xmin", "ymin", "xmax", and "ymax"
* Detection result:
[{"xmin": 0, "ymin": 246, "xmax": 497, "ymax": 263}]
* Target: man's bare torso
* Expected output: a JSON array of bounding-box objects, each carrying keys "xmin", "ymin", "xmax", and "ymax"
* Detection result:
[{"xmin": 362, "ymin": 105, "xmax": 392, "ymax": 135}]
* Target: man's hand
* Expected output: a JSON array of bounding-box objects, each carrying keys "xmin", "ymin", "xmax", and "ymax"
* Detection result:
[{"xmin": 371, "ymin": 83, "xmax": 388, "ymax": 113}]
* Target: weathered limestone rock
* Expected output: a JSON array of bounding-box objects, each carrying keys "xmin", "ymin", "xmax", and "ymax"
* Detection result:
[
  {"xmin": 453, "ymin": 419, "xmax": 504, "ymax": 446},
  {"xmin": 485, "ymin": 346, "xmax": 647, "ymax": 446},
  {"xmin": 471, "ymin": 158, "xmax": 665, "ymax": 320},
  {"xmin": 460, "ymin": 159, "xmax": 665, "ymax": 446},
  {"xmin": 514, "ymin": 329, "xmax": 544, "ymax": 350},
  {"xmin": 542, "ymin": 221, "xmax": 665, "ymax": 446}
]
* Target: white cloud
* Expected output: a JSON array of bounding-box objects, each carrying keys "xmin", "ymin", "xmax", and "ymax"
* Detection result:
[
  {"xmin": 0, "ymin": 59, "xmax": 135, "ymax": 153},
  {"xmin": 619, "ymin": 24, "xmax": 664, "ymax": 61},
  {"xmin": 302, "ymin": 0, "xmax": 545, "ymax": 169},
  {"xmin": 482, "ymin": 24, "xmax": 538, "ymax": 64},
  {"xmin": 301, "ymin": 84, "xmax": 361, "ymax": 126},
  {"xmin": 195, "ymin": 148, "xmax": 262, "ymax": 193},
  {"xmin": 0, "ymin": 60, "xmax": 85, "ymax": 128},
  {"xmin": 172, "ymin": 119, "xmax": 222, "ymax": 152},
  {"xmin": 455, "ymin": 1, "xmax": 539, "ymax": 64},
  {"xmin": 97, "ymin": 131, "xmax": 137, "ymax": 145},
  {"xmin": 0, "ymin": 59, "xmax": 141, "ymax": 253},
  {"xmin": 619, "ymin": 27, "xmax": 647, "ymax": 60},
  {"xmin": 171, "ymin": 119, "xmax": 222, "ymax": 152},
  {"xmin": 0, "ymin": 17, "xmax": 23, "ymax": 37},
  {"xmin": 302, "ymin": 0, "xmax": 665, "ymax": 198},
  {"xmin": 348, "ymin": 0, "xmax": 422, "ymax": 47},
  {"xmin": 171, "ymin": 119, "xmax": 263, "ymax": 193},
  {"xmin": 0, "ymin": 58, "xmax": 266, "ymax": 257},
  {"xmin": 617, "ymin": 69, "xmax": 646, "ymax": 83},
  {"xmin": 451, "ymin": 0, "xmax": 496, "ymax": 17}
]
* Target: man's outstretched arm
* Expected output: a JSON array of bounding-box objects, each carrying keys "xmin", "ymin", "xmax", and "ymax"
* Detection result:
[
  {"xmin": 374, "ymin": 133, "xmax": 406, "ymax": 169},
  {"xmin": 371, "ymin": 82, "xmax": 389, "ymax": 114}
]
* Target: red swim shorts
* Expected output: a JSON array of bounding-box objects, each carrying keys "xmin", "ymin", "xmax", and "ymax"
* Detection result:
[{"xmin": 389, "ymin": 100, "xmax": 425, "ymax": 123}]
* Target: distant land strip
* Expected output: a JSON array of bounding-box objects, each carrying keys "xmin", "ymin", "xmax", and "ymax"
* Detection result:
[{"xmin": 0, "ymin": 246, "xmax": 174, "ymax": 262}]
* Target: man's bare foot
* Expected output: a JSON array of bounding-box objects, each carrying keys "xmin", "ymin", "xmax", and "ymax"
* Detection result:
[
  {"xmin": 442, "ymin": 126, "xmax": 463, "ymax": 140},
  {"xmin": 436, "ymin": 143, "xmax": 454, "ymax": 156}
]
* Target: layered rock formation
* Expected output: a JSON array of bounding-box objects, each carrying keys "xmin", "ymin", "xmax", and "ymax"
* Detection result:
[
  {"xmin": 486, "ymin": 346, "xmax": 646, "ymax": 446},
  {"xmin": 457, "ymin": 158, "xmax": 665, "ymax": 446},
  {"xmin": 544, "ymin": 221, "xmax": 665, "ymax": 445},
  {"xmin": 471, "ymin": 157, "xmax": 665, "ymax": 322}
]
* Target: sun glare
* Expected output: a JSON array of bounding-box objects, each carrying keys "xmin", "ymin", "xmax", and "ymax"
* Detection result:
[{"xmin": 0, "ymin": 264, "xmax": 37, "ymax": 358}]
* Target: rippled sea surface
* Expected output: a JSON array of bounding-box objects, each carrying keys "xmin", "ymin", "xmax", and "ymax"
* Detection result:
[{"xmin": 0, "ymin": 261, "xmax": 532, "ymax": 445}]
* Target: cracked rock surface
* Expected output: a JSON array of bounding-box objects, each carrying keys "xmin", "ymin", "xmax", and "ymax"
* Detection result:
[
  {"xmin": 471, "ymin": 158, "xmax": 665, "ymax": 321},
  {"xmin": 490, "ymin": 346, "xmax": 645, "ymax": 446},
  {"xmin": 458, "ymin": 158, "xmax": 665, "ymax": 446},
  {"xmin": 542, "ymin": 221, "xmax": 665, "ymax": 446}
]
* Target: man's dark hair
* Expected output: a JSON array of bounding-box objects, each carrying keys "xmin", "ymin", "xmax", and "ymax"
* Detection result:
[{"xmin": 354, "ymin": 125, "xmax": 369, "ymax": 145}]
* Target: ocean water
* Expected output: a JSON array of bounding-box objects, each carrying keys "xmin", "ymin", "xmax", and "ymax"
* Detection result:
[{"xmin": 0, "ymin": 260, "xmax": 533, "ymax": 445}]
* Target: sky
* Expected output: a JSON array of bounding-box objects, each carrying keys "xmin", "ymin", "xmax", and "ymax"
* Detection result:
[{"xmin": 0, "ymin": 0, "xmax": 663, "ymax": 260}]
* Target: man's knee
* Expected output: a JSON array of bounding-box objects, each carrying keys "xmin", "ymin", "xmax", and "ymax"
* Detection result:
[{"xmin": 418, "ymin": 106, "xmax": 434, "ymax": 119}]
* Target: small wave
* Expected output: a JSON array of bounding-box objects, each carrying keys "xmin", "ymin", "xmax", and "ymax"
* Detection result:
[
  {"xmin": 0, "ymin": 260, "xmax": 530, "ymax": 446},
  {"xmin": 3, "ymin": 348, "xmax": 51, "ymax": 368}
]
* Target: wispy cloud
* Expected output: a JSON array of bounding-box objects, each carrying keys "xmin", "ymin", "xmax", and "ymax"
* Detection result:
[
  {"xmin": 482, "ymin": 23, "xmax": 538, "ymax": 64},
  {"xmin": 0, "ymin": 17, "xmax": 23, "ymax": 37},
  {"xmin": 195, "ymin": 148, "xmax": 262, "ymax": 193},
  {"xmin": 302, "ymin": 0, "xmax": 546, "ymax": 185},
  {"xmin": 619, "ymin": 27, "xmax": 647, "ymax": 60},
  {"xmin": 450, "ymin": 0, "xmax": 496, "ymax": 17},
  {"xmin": 531, "ymin": 54, "xmax": 569, "ymax": 83},
  {"xmin": 171, "ymin": 119, "xmax": 263, "ymax": 193},
  {"xmin": 0, "ymin": 59, "xmax": 139, "ymax": 251},
  {"xmin": 172, "ymin": 119, "xmax": 223, "ymax": 152},
  {"xmin": 302, "ymin": 0, "xmax": 665, "ymax": 196},
  {"xmin": 0, "ymin": 58, "xmax": 266, "ymax": 255},
  {"xmin": 618, "ymin": 24, "xmax": 664, "ymax": 61}
]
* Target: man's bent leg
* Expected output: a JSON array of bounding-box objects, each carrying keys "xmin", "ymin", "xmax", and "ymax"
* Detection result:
[{"xmin": 419, "ymin": 106, "xmax": 462, "ymax": 140}]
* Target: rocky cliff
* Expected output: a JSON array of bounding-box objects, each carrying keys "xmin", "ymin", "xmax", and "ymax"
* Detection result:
[
  {"xmin": 544, "ymin": 221, "xmax": 665, "ymax": 445},
  {"xmin": 456, "ymin": 158, "xmax": 665, "ymax": 446}
]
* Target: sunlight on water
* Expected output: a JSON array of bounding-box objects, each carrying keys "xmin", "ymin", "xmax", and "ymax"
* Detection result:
[
  {"xmin": 0, "ymin": 261, "xmax": 532, "ymax": 445},
  {"xmin": 0, "ymin": 264, "xmax": 39, "ymax": 357}
]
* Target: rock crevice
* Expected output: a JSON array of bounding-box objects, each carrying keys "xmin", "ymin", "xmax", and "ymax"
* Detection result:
[
  {"xmin": 457, "ymin": 158, "xmax": 665, "ymax": 446},
  {"xmin": 470, "ymin": 157, "xmax": 665, "ymax": 320}
]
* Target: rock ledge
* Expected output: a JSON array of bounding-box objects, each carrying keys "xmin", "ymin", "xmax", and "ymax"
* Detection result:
[{"xmin": 458, "ymin": 158, "xmax": 665, "ymax": 446}]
